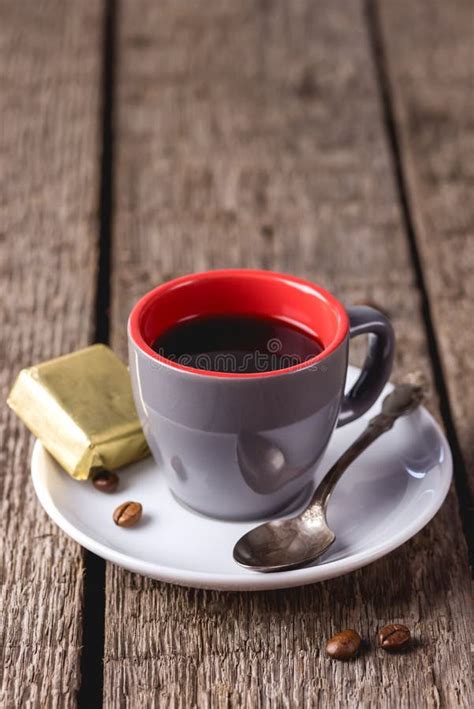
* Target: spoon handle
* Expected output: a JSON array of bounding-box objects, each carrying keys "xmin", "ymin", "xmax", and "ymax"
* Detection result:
[{"xmin": 305, "ymin": 410, "xmax": 397, "ymax": 514}]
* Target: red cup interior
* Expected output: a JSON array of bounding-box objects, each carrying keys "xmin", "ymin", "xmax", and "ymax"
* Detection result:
[{"xmin": 129, "ymin": 269, "xmax": 349, "ymax": 377}]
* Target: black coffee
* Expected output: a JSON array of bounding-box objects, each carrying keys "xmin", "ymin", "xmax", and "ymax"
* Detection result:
[{"xmin": 152, "ymin": 314, "xmax": 323, "ymax": 373}]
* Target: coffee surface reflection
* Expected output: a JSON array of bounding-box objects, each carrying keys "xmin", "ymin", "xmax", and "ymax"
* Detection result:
[{"xmin": 152, "ymin": 314, "xmax": 324, "ymax": 374}]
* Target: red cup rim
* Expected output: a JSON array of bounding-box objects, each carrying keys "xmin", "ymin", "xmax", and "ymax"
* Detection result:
[{"xmin": 128, "ymin": 269, "xmax": 349, "ymax": 379}]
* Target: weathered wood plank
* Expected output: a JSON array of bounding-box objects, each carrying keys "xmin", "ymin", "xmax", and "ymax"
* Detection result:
[
  {"xmin": 0, "ymin": 1, "xmax": 103, "ymax": 705},
  {"xmin": 377, "ymin": 0, "xmax": 474, "ymax": 502},
  {"xmin": 106, "ymin": 1, "xmax": 472, "ymax": 706}
]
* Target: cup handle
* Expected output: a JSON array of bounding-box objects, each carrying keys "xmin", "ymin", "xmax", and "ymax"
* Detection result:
[{"xmin": 337, "ymin": 306, "xmax": 395, "ymax": 427}]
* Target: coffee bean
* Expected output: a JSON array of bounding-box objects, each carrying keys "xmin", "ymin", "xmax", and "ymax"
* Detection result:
[
  {"xmin": 326, "ymin": 629, "xmax": 361, "ymax": 660},
  {"xmin": 113, "ymin": 501, "xmax": 142, "ymax": 527},
  {"xmin": 93, "ymin": 470, "xmax": 119, "ymax": 493},
  {"xmin": 378, "ymin": 623, "xmax": 411, "ymax": 650}
]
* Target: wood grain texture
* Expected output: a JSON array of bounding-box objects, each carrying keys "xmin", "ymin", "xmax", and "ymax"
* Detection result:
[
  {"xmin": 0, "ymin": 1, "xmax": 103, "ymax": 705},
  {"xmin": 377, "ymin": 0, "xmax": 474, "ymax": 501},
  {"xmin": 106, "ymin": 1, "xmax": 472, "ymax": 706}
]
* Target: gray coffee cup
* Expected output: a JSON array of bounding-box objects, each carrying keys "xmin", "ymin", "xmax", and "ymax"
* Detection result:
[{"xmin": 128, "ymin": 269, "xmax": 394, "ymax": 520}]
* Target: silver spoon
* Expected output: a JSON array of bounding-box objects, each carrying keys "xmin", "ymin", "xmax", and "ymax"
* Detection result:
[{"xmin": 233, "ymin": 381, "xmax": 426, "ymax": 573}]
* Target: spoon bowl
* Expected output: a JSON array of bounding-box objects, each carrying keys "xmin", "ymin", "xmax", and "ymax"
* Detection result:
[{"xmin": 233, "ymin": 513, "xmax": 335, "ymax": 572}]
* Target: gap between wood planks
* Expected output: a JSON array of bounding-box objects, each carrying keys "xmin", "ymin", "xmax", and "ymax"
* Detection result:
[
  {"xmin": 77, "ymin": 1, "xmax": 117, "ymax": 707},
  {"xmin": 76, "ymin": 1, "xmax": 472, "ymax": 705},
  {"xmin": 365, "ymin": 0, "xmax": 473, "ymax": 567}
]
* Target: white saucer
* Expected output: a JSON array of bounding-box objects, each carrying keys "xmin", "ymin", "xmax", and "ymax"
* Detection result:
[{"xmin": 31, "ymin": 366, "xmax": 452, "ymax": 591}]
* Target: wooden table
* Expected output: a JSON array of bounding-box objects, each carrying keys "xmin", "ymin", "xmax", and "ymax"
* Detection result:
[{"xmin": 1, "ymin": 1, "xmax": 472, "ymax": 706}]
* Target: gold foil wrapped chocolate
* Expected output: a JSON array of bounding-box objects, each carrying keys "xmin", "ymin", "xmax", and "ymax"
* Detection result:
[{"xmin": 7, "ymin": 344, "xmax": 149, "ymax": 479}]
